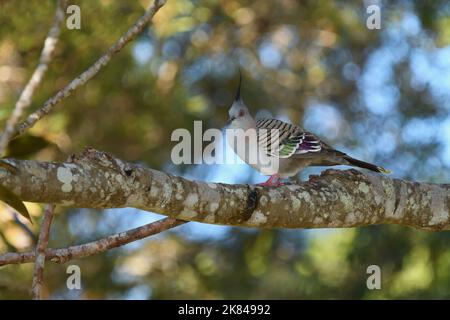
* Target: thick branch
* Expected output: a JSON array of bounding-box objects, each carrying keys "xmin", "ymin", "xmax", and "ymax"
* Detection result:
[
  {"xmin": 0, "ymin": 217, "xmax": 185, "ymax": 266},
  {"xmin": 12, "ymin": 0, "xmax": 166, "ymax": 139},
  {"xmin": 0, "ymin": 148, "xmax": 448, "ymax": 231}
]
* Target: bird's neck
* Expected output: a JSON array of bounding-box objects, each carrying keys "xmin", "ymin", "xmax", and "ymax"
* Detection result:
[{"xmin": 232, "ymin": 116, "xmax": 256, "ymax": 131}]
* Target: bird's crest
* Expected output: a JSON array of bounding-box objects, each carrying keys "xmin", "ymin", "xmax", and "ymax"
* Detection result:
[{"xmin": 235, "ymin": 69, "xmax": 242, "ymax": 102}]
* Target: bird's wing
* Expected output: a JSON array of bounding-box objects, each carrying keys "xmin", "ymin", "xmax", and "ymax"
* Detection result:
[{"xmin": 256, "ymin": 119, "xmax": 322, "ymax": 158}]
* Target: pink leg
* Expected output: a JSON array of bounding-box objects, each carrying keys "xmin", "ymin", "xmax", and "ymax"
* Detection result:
[{"xmin": 257, "ymin": 174, "xmax": 284, "ymax": 187}]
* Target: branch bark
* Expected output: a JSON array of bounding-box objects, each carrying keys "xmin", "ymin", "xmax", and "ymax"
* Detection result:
[
  {"xmin": 31, "ymin": 204, "xmax": 55, "ymax": 300},
  {"xmin": 11, "ymin": 0, "xmax": 166, "ymax": 140},
  {"xmin": 0, "ymin": 217, "xmax": 185, "ymax": 266},
  {"xmin": 0, "ymin": 148, "xmax": 449, "ymax": 231}
]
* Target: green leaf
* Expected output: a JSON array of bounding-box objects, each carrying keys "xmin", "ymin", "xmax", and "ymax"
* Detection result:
[
  {"xmin": 0, "ymin": 185, "xmax": 31, "ymax": 223},
  {"xmin": 6, "ymin": 134, "xmax": 52, "ymax": 158}
]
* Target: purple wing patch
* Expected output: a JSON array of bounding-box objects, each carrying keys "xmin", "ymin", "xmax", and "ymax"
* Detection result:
[{"xmin": 295, "ymin": 132, "xmax": 322, "ymax": 154}]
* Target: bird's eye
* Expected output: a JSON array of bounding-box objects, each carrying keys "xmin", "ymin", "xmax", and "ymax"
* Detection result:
[{"xmin": 238, "ymin": 110, "xmax": 245, "ymax": 117}]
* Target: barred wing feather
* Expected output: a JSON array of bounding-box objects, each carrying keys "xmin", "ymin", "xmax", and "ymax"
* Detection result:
[{"xmin": 256, "ymin": 119, "xmax": 322, "ymax": 158}]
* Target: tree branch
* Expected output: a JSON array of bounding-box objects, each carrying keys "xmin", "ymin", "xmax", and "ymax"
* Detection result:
[
  {"xmin": 0, "ymin": 148, "xmax": 448, "ymax": 231},
  {"xmin": 31, "ymin": 204, "xmax": 55, "ymax": 300},
  {"xmin": 0, "ymin": 217, "xmax": 185, "ymax": 266},
  {"xmin": 0, "ymin": 0, "xmax": 67, "ymax": 156},
  {"xmin": 11, "ymin": 0, "xmax": 166, "ymax": 140}
]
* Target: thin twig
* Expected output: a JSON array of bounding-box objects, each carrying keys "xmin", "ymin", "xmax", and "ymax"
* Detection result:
[
  {"xmin": 0, "ymin": 0, "xmax": 67, "ymax": 156},
  {"xmin": 31, "ymin": 204, "xmax": 55, "ymax": 300},
  {"xmin": 12, "ymin": 0, "xmax": 167, "ymax": 140},
  {"xmin": 0, "ymin": 217, "xmax": 185, "ymax": 266}
]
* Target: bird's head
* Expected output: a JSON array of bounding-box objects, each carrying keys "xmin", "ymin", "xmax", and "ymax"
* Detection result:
[{"xmin": 227, "ymin": 72, "xmax": 255, "ymax": 129}]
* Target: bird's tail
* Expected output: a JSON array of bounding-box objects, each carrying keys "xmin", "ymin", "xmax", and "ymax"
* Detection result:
[{"xmin": 343, "ymin": 156, "xmax": 391, "ymax": 174}]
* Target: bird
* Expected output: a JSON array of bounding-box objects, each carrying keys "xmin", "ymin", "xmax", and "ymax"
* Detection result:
[{"xmin": 226, "ymin": 73, "xmax": 391, "ymax": 186}]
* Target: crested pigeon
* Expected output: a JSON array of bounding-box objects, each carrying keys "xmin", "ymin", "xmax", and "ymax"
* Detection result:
[{"xmin": 226, "ymin": 74, "xmax": 390, "ymax": 186}]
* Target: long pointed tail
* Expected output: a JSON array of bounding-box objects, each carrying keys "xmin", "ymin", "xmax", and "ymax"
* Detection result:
[{"xmin": 343, "ymin": 156, "xmax": 391, "ymax": 174}]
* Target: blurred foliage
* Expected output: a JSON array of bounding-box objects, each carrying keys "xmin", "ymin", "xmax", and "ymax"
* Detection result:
[{"xmin": 0, "ymin": 0, "xmax": 450, "ymax": 299}]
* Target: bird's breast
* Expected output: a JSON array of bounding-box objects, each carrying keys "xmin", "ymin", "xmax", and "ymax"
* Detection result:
[{"xmin": 226, "ymin": 129, "xmax": 280, "ymax": 176}]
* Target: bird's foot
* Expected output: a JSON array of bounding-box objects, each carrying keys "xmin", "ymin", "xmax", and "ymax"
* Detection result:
[
  {"xmin": 257, "ymin": 181, "xmax": 285, "ymax": 187},
  {"xmin": 257, "ymin": 174, "xmax": 284, "ymax": 187}
]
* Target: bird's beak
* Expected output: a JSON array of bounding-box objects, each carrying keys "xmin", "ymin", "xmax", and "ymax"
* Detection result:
[{"xmin": 227, "ymin": 117, "xmax": 235, "ymax": 126}]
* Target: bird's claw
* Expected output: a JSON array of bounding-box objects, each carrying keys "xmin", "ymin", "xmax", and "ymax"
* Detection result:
[{"xmin": 257, "ymin": 181, "xmax": 285, "ymax": 187}]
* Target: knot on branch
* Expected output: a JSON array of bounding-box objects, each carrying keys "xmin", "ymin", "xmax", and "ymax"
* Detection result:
[
  {"xmin": 319, "ymin": 168, "xmax": 364, "ymax": 178},
  {"xmin": 49, "ymin": 252, "xmax": 71, "ymax": 264},
  {"xmin": 70, "ymin": 147, "xmax": 135, "ymax": 178},
  {"xmin": 243, "ymin": 187, "xmax": 259, "ymax": 220},
  {"xmin": 306, "ymin": 168, "xmax": 370, "ymax": 187}
]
